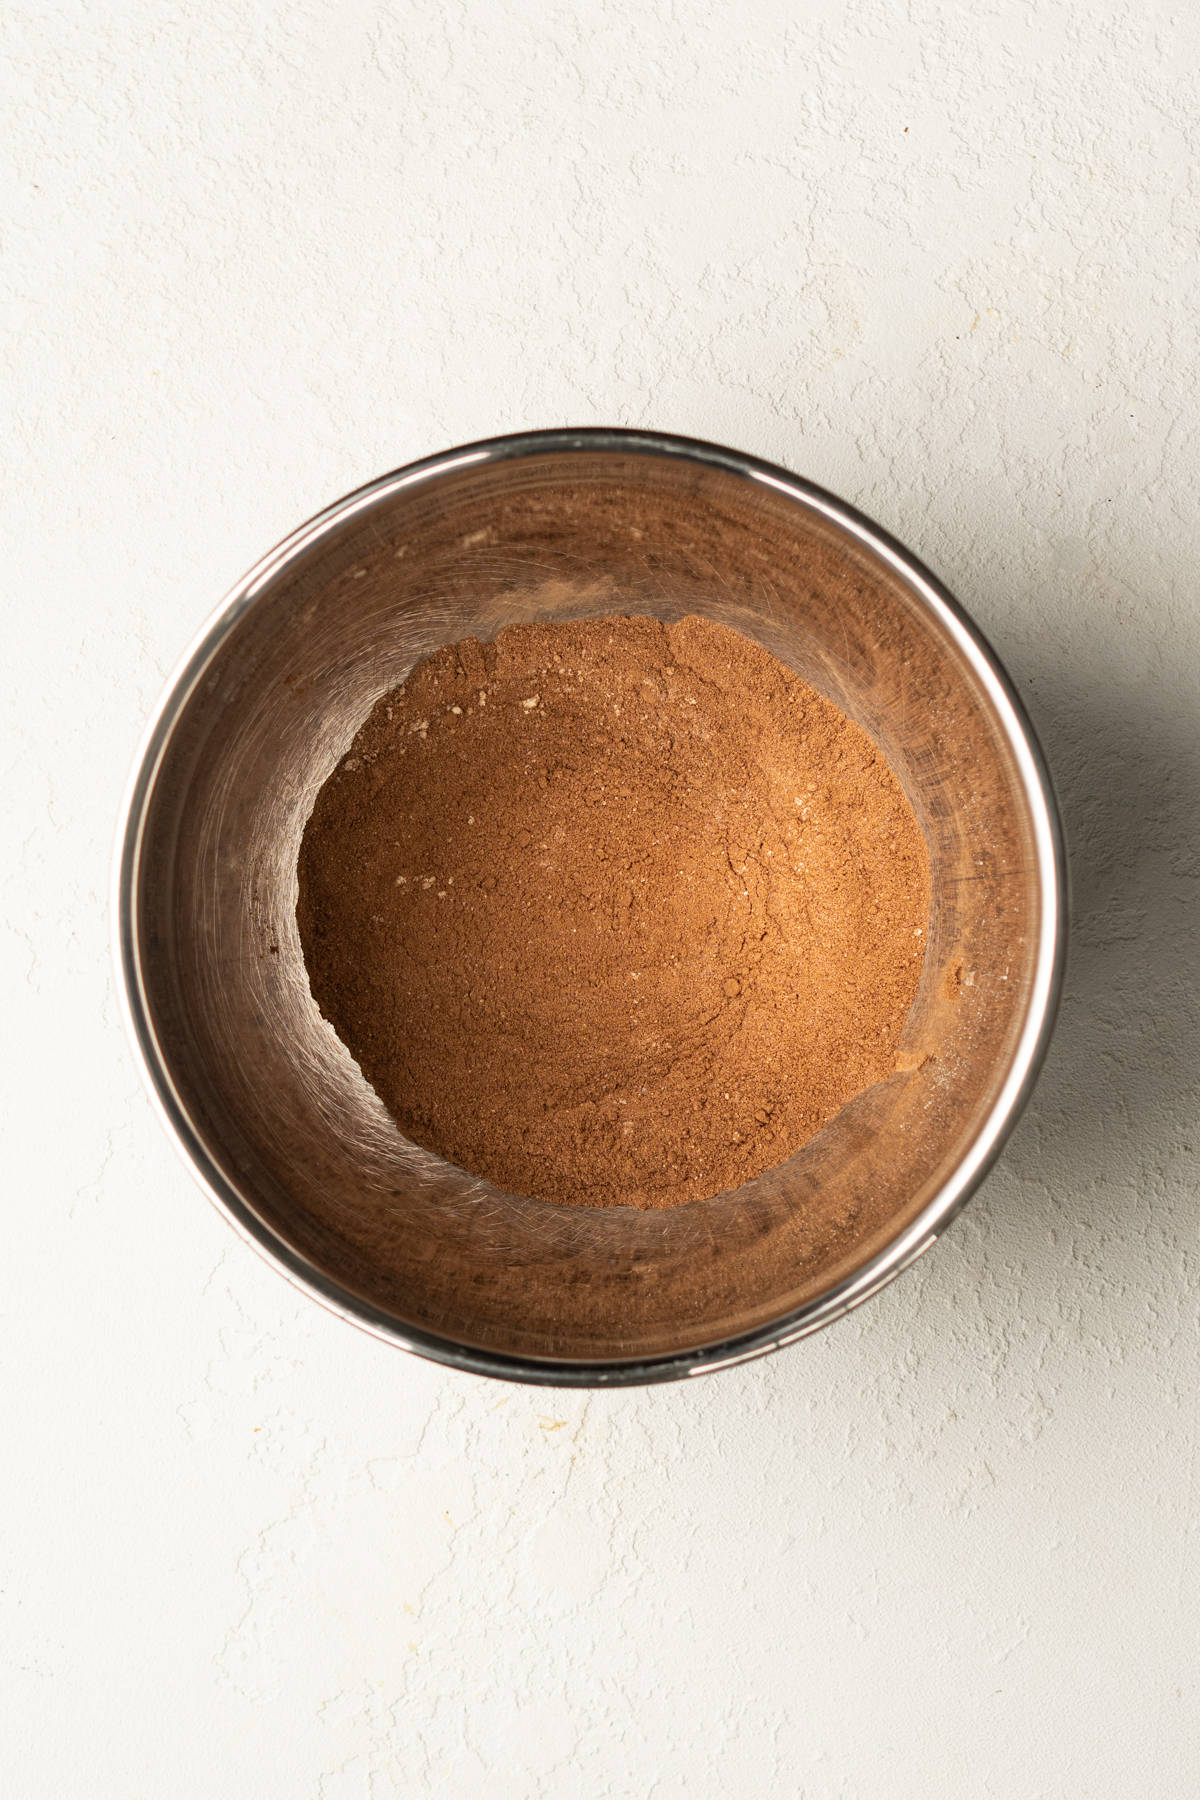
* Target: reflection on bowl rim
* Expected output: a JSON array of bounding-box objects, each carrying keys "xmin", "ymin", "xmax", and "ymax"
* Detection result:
[{"xmin": 112, "ymin": 428, "xmax": 1067, "ymax": 1387}]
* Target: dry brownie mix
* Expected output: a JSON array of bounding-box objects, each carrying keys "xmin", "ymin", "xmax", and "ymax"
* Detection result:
[{"xmin": 296, "ymin": 614, "xmax": 929, "ymax": 1208}]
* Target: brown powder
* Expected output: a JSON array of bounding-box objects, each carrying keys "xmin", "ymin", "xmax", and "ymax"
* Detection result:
[{"xmin": 296, "ymin": 615, "xmax": 930, "ymax": 1209}]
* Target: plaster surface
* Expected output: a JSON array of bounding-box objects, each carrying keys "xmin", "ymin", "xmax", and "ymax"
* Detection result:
[{"xmin": 3, "ymin": 3, "xmax": 1198, "ymax": 1794}]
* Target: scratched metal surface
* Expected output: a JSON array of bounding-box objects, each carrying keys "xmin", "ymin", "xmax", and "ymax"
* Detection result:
[{"xmin": 127, "ymin": 442, "xmax": 1052, "ymax": 1366}]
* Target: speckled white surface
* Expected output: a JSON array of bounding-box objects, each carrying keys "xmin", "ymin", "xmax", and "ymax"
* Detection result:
[{"xmin": 4, "ymin": 3, "xmax": 1199, "ymax": 1794}]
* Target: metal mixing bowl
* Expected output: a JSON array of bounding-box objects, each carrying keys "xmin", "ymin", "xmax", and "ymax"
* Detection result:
[{"xmin": 114, "ymin": 429, "xmax": 1065, "ymax": 1384}]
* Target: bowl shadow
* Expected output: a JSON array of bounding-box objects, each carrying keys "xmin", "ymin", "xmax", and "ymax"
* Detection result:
[{"xmin": 978, "ymin": 659, "xmax": 1197, "ymax": 1206}]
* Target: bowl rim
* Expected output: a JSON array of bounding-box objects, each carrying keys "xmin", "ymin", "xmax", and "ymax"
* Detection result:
[{"xmin": 112, "ymin": 426, "xmax": 1067, "ymax": 1387}]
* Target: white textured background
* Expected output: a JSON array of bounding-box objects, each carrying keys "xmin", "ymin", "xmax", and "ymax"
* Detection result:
[{"xmin": 4, "ymin": 3, "xmax": 1199, "ymax": 1794}]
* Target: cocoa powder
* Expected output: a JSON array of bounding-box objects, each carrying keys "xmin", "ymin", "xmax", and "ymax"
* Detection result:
[{"xmin": 296, "ymin": 615, "xmax": 929, "ymax": 1208}]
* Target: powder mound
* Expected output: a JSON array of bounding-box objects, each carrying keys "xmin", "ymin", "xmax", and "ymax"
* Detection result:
[{"xmin": 296, "ymin": 615, "xmax": 930, "ymax": 1209}]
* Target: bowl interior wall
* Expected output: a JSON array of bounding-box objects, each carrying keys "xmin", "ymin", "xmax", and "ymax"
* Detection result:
[{"xmin": 135, "ymin": 450, "xmax": 1042, "ymax": 1362}]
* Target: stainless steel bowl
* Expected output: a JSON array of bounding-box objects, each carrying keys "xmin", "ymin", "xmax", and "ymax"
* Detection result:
[{"xmin": 114, "ymin": 429, "xmax": 1065, "ymax": 1385}]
